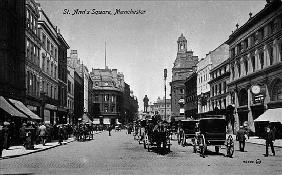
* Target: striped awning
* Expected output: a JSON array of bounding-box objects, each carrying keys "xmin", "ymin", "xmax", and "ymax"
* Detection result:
[
  {"xmin": 9, "ymin": 99, "xmax": 41, "ymax": 120},
  {"xmin": 0, "ymin": 96, "xmax": 28, "ymax": 119}
]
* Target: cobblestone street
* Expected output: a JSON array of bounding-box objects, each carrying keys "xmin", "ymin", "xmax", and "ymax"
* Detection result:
[{"xmin": 0, "ymin": 130, "xmax": 281, "ymax": 175}]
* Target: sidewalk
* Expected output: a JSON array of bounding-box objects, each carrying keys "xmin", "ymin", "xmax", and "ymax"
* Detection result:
[
  {"xmin": 229, "ymin": 134, "xmax": 282, "ymax": 148},
  {"xmin": 0, "ymin": 131, "xmax": 103, "ymax": 160}
]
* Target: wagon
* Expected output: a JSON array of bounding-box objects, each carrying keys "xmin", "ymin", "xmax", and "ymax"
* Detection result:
[
  {"xmin": 177, "ymin": 120, "xmax": 198, "ymax": 147},
  {"xmin": 193, "ymin": 117, "xmax": 234, "ymax": 158},
  {"xmin": 143, "ymin": 120, "xmax": 171, "ymax": 152}
]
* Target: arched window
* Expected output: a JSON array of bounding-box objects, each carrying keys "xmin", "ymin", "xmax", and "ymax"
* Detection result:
[
  {"xmin": 260, "ymin": 52, "xmax": 264, "ymax": 69},
  {"xmin": 252, "ymin": 56, "xmax": 256, "ymax": 72},
  {"xmin": 272, "ymin": 79, "xmax": 282, "ymax": 101},
  {"xmin": 239, "ymin": 89, "xmax": 248, "ymax": 106}
]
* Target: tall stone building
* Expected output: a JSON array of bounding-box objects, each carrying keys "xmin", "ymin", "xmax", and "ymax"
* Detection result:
[
  {"xmin": 25, "ymin": 0, "xmax": 42, "ymax": 116},
  {"xmin": 170, "ymin": 34, "xmax": 198, "ymax": 120},
  {"xmin": 226, "ymin": 0, "xmax": 282, "ymax": 133},
  {"xmin": 0, "ymin": 0, "xmax": 26, "ymax": 101},
  {"xmin": 57, "ymin": 32, "xmax": 70, "ymax": 124},
  {"xmin": 184, "ymin": 72, "xmax": 198, "ymax": 119},
  {"xmin": 90, "ymin": 68, "xmax": 125, "ymax": 125},
  {"xmin": 38, "ymin": 6, "xmax": 59, "ymax": 124},
  {"xmin": 197, "ymin": 43, "xmax": 229, "ymax": 116}
]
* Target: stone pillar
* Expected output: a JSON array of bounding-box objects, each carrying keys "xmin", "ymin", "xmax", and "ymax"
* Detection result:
[
  {"xmin": 247, "ymin": 87, "xmax": 255, "ymax": 132},
  {"xmin": 273, "ymin": 39, "xmax": 278, "ymax": 64}
]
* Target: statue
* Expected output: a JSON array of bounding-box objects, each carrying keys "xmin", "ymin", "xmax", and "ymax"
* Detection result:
[{"xmin": 143, "ymin": 95, "xmax": 149, "ymax": 113}]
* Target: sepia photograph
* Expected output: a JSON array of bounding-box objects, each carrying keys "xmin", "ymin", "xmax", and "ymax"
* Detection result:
[{"xmin": 0, "ymin": 0, "xmax": 282, "ymax": 174}]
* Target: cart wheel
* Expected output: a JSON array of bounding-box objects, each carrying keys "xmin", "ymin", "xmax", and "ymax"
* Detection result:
[
  {"xmin": 226, "ymin": 135, "xmax": 234, "ymax": 158},
  {"xmin": 215, "ymin": 146, "xmax": 220, "ymax": 154}
]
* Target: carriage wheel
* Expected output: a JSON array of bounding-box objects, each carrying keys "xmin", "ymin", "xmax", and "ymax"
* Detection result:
[
  {"xmin": 226, "ymin": 135, "xmax": 234, "ymax": 158},
  {"xmin": 199, "ymin": 135, "xmax": 206, "ymax": 158},
  {"xmin": 215, "ymin": 146, "xmax": 220, "ymax": 154}
]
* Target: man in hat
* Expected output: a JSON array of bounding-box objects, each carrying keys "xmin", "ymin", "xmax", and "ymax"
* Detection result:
[
  {"xmin": 265, "ymin": 126, "xmax": 275, "ymax": 157},
  {"xmin": 236, "ymin": 126, "xmax": 247, "ymax": 152}
]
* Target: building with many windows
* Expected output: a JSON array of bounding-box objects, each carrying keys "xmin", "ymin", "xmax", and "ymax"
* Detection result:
[
  {"xmin": 38, "ymin": 6, "xmax": 59, "ymax": 124},
  {"xmin": 57, "ymin": 32, "xmax": 70, "ymax": 124},
  {"xmin": 197, "ymin": 44, "xmax": 229, "ymax": 116},
  {"xmin": 184, "ymin": 72, "xmax": 198, "ymax": 119},
  {"xmin": 150, "ymin": 97, "xmax": 171, "ymax": 121},
  {"xmin": 67, "ymin": 62, "xmax": 75, "ymax": 124},
  {"xmin": 90, "ymin": 68, "xmax": 125, "ymax": 125},
  {"xmin": 226, "ymin": 0, "xmax": 282, "ymax": 133},
  {"xmin": 170, "ymin": 34, "xmax": 198, "ymax": 119}
]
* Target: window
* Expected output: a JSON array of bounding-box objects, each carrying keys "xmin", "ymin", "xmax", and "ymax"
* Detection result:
[
  {"xmin": 51, "ymin": 44, "xmax": 54, "ymax": 56},
  {"xmin": 54, "ymin": 48, "xmax": 57, "ymax": 60},
  {"xmin": 68, "ymin": 81, "xmax": 71, "ymax": 93},
  {"xmin": 244, "ymin": 59, "xmax": 248, "ymax": 75},
  {"xmin": 47, "ymin": 39, "xmax": 50, "ymax": 51},
  {"xmin": 237, "ymin": 61, "xmax": 241, "ymax": 77},
  {"xmin": 259, "ymin": 52, "xmax": 264, "ymax": 69},
  {"xmin": 272, "ymin": 79, "xmax": 282, "ymax": 101},
  {"xmin": 54, "ymin": 66, "xmax": 57, "ymax": 79},
  {"xmin": 42, "ymin": 34, "xmax": 46, "ymax": 47},
  {"xmin": 223, "ymin": 82, "xmax": 227, "ymax": 93},
  {"xmin": 219, "ymin": 83, "xmax": 222, "ymax": 94},
  {"xmin": 269, "ymin": 21, "xmax": 274, "ymax": 35},
  {"xmin": 51, "ymin": 62, "xmax": 53, "ymax": 77},
  {"xmin": 104, "ymin": 94, "xmax": 109, "ymax": 101},
  {"xmin": 231, "ymin": 65, "xmax": 235, "ymax": 80},
  {"xmin": 215, "ymin": 85, "xmax": 218, "ymax": 95},
  {"xmin": 47, "ymin": 59, "xmax": 50, "ymax": 74},
  {"xmin": 252, "ymin": 56, "xmax": 256, "ymax": 72},
  {"xmin": 269, "ymin": 47, "xmax": 273, "ymax": 65},
  {"xmin": 180, "ymin": 88, "xmax": 184, "ymax": 94}
]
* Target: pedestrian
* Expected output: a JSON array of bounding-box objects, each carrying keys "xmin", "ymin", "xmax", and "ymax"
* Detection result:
[
  {"xmin": 108, "ymin": 125, "xmax": 112, "ymax": 136},
  {"xmin": 19, "ymin": 123, "xmax": 27, "ymax": 147},
  {"xmin": 58, "ymin": 125, "xmax": 64, "ymax": 145},
  {"xmin": 3, "ymin": 121, "xmax": 10, "ymax": 150},
  {"xmin": 264, "ymin": 126, "xmax": 275, "ymax": 157},
  {"xmin": 38, "ymin": 123, "xmax": 47, "ymax": 146},
  {"xmin": 236, "ymin": 126, "xmax": 247, "ymax": 152},
  {"xmin": 0, "ymin": 121, "xmax": 4, "ymax": 157}
]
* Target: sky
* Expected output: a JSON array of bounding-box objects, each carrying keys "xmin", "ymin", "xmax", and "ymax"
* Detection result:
[{"xmin": 37, "ymin": 0, "xmax": 266, "ymax": 110}]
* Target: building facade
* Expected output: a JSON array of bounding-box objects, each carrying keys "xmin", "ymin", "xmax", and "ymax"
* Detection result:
[
  {"xmin": 67, "ymin": 62, "xmax": 75, "ymax": 124},
  {"xmin": 170, "ymin": 34, "xmax": 198, "ymax": 119},
  {"xmin": 38, "ymin": 6, "xmax": 59, "ymax": 124},
  {"xmin": 226, "ymin": 0, "xmax": 282, "ymax": 133},
  {"xmin": 184, "ymin": 72, "xmax": 198, "ymax": 119},
  {"xmin": 57, "ymin": 32, "xmax": 69, "ymax": 124},
  {"xmin": 90, "ymin": 68, "xmax": 125, "ymax": 125},
  {"xmin": 151, "ymin": 97, "xmax": 171, "ymax": 122},
  {"xmin": 25, "ymin": 0, "xmax": 42, "ymax": 116},
  {"xmin": 0, "ymin": 0, "xmax": 26, "ymax": 101},
  {"xmin": 197, "ymin": 44, "xmax": 229, "ymax": 116},
  {"xmin": 73, "ymin": 71, "xmax": 84, "ymax": 124}
]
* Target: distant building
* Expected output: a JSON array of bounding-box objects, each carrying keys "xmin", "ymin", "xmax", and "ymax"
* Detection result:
[
  {"xmin": 90, "ymin": 68, "xmax": 125, "ymax": 125},
  {"xmin": 73, "ymin": 71, "xmax": 84, "ymax": 124},
  {"xmin": 196, "ymin": 44, "xmax": 229, "ymax": 116},
  {"xmin": 67, "ymin": 62, "xmax": 74, "ymax": 124},
  {"xmin": 152, "ymin": 97, "xmax": 171, "ymax": 121},
  {"xmin": 170, "ymin": 34, "xmax": 198, "ymax": 120},
  {"xmin": 123, "ymin": 83, "xmax": 138, "ymax": 123},
  {"xmin": 226, "ymin": 0, "xmax": 282, "ymax": 133},
  {"xmin": 184, "ymin": 72, "xmax": 198, "ymax": 119}
]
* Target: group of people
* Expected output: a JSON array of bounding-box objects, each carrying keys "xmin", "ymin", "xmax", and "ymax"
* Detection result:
[
  {"xmin": 0, "ymin": 121, "xmax": 74, "ymax": 157},
  {"xmin": 236, "ymin": 125, "xmax": 276, "ymax": 157}
]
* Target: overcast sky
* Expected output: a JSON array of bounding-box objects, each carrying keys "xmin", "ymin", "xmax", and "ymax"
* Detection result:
[{"xmin": 37, "ymin": 0, "xmax": 266, "ymax": 110}]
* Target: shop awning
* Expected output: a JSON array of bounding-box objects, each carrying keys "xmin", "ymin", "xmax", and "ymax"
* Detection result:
[
  {"xmin": 0, "ymin": 96, "xmax": 28, "ymax": 119},
  {"xmin": 254, "ymin": 108, "xmax": 282, "ymax": 123},
  {"xmin": 9, "ymin": 99, "xmax": 41, "ymax": 120}
]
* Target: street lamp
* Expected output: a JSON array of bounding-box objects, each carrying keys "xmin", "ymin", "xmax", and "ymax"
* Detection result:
[{"xmin": 164, "ymin": 69, "xmax": 167, "ymax": 121}]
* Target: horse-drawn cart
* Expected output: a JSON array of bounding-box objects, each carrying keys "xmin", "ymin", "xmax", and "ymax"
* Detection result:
[{"xmin": 193, "ymin": 117, "xmax": 234, "ymax": 158}]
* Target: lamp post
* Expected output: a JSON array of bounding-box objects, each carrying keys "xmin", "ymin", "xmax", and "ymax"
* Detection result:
[{"xmin": 164, "ymin": 69, "xmax": 167, "ymax": 121}]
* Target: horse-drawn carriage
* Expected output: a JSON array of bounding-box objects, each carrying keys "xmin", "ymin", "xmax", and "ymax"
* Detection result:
[
  {"xmin": 143, "ymin": 120, "xmax": 171, "ymax": 152},
  {"xmin": 177, "ymin": 120, "xmax": 198, "ymax": 147},
  {"xmin": 193, "ymin": 116, "xmax": 234, "ymax": 158}
]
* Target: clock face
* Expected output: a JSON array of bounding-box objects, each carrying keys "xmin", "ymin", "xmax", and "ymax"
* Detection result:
[{"xmin": 251, "ymin": 85, "xmax": 260, "ymax": 94}]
